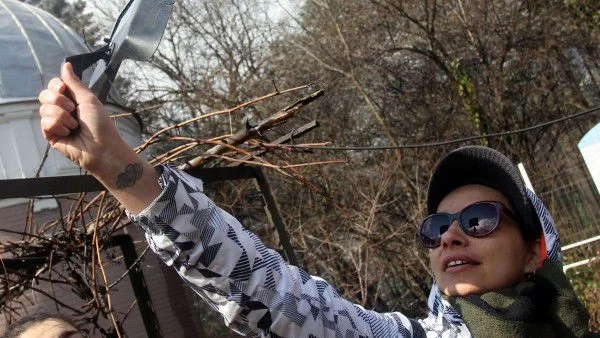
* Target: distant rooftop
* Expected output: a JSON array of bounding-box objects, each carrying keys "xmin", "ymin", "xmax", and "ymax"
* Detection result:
[{"xmin": 0, "ymin": 0, "xmax": 121, "ymax": 104}]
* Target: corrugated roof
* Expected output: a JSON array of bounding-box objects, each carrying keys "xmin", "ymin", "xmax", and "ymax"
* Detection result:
[
  {"xmin": 0, "ymin": 0, "xmax": 123, "ymax": 105},
  {"xmin": 0, "ymin": 0, "xmax": 89, "ymax": 102}
]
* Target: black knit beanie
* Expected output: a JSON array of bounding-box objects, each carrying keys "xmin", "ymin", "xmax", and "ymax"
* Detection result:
[{"xmin": 427, "ymin": 146, "xmax": 542, "ymax": 241}]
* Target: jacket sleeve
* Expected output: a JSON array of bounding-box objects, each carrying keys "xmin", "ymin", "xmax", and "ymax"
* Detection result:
[{"xmin": 127, "ymin": 164, "xmax": 424, "ymax": 338}]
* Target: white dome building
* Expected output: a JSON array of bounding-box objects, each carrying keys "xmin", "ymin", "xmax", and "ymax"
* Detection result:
[{"xmin": 0, "ymin": 0, "xmax": 142, "ymax": 209}]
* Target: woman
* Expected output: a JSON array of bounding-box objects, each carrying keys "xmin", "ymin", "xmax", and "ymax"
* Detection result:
[{"xmin": 38, "ymin": 63, "xmax": 597, "ymax": 337}]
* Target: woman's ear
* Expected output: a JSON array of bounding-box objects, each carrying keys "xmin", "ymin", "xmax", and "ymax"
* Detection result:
[{"xmin": 526, "ymin": 238, "xmax": 542, "ymax": 273}]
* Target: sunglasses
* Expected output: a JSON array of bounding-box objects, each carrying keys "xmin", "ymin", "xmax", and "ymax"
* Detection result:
[{"xmin": 418, "ymin": 201, "xmax": 518, "ymax": 248}]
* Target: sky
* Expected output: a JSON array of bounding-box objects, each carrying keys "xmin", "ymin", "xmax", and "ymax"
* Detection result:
[
  {"xmin": 268, "ymin": 0, "xmax": 301, "ymax": 20},
  {"xmin": 81, "ymin": 0, "xmax": 303, "ymax": 38}
]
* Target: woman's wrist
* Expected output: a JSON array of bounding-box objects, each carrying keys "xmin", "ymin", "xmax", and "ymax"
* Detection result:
[
  {"xmin": 87, "ymin": 143, "xmax": 143, "ymax": 189},
  {"xmin": 89, "ymin": 147, "xmax": 161, "ymax": 213}
]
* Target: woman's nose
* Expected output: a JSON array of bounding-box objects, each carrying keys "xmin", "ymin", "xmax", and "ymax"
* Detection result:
[{"xmin": 440, "ymin": 221, "xmax": 469, "ymax": 249}]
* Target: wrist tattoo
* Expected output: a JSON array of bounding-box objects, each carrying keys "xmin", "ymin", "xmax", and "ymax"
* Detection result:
[{"xmin": 116, "ymin": 163, "xmax": 143, "ymax": 189}]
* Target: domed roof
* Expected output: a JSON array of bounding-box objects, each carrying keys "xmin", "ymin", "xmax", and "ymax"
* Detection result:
[{"xmin": 0, "ymin": 0, "xmax": 118, "ymax": 104}]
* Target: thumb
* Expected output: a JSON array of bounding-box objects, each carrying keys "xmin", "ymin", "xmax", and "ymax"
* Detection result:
[{"xmin": 62, "ymin": 62, "xmax": 96, "ymax": 104}]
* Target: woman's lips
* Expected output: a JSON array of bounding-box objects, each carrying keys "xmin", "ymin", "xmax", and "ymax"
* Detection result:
[
  {"xmin": 445, "ymin": 262, "xmax": 478, "ymax": 273},
  {"xmin": 443, "ymin": 256, "xmax": 480, "ymax": 273}
]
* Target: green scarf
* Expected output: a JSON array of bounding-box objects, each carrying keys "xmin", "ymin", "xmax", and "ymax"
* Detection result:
[{"xmin": 447, "ymin": 260, "xmax": 596, "ymax": 338}]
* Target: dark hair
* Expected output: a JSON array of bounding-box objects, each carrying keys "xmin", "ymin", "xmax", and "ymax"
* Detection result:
[{"xmin": 4, "ymin": 313, "xmax": 80, "ymax": 338}]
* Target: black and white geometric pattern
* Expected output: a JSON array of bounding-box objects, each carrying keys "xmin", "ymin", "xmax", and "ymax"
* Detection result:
[
  {"xmin": 526, "ymin": 189, "xmax": 562, "ymax": 265},
  {"xmin": 128, "ymin": 165, "xmax": 561, "ymax": 338},
  {"xmin": 129, "ymin": 165, "xmax": 431, "ymax": 337}
]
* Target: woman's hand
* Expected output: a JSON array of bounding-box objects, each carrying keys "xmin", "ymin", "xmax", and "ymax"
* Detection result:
[
  {"xmin": 38, "ymin": 62, "xmax": 161, "ymax": 214},
  {"xmin": 38, "ymin": 62, "xmax": 128, "ymax": 174}
]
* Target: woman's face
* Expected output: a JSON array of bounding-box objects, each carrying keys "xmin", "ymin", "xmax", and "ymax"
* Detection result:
[{"xmin": 429, "ymin": 184, "xmax": 539, "ymax": 296}]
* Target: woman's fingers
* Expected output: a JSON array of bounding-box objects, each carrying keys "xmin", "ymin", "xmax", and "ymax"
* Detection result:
[
  {"xmin": 48, "ymin": 77, "xmax": 66, "ymax": 94},
  {"xmin": 41, "ymin": 115, "xmax": 71, "ymax": 139},
  {"xmin": 40, "ymin": 104, "xmax": 79, "ymax": 137},
  {"xmin": 40, "ymin": 104, "xmax": 79, "ymax": 128},
  {"xmin": 39, "ymin": 89, "xmax": 76, "ymax": 113}
]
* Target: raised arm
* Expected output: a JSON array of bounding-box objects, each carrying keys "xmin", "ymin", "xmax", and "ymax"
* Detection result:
[
  {"xmin": 127, "ymin": 164, "xmax": 424, "ymax": 338},
  {"xmin": 39, "ymin": 66, "xmax": 424, "ymax": 338}
]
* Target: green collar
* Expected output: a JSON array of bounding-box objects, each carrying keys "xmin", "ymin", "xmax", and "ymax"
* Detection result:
[{"xmin": 447, "ymin": 261, "xmax": 591, "ymax": 338}]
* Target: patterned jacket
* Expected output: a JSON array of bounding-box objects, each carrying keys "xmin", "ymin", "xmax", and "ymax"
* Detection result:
[{"xmin": 128, "ymin": 165, "xmax": 561, "ymax": 338}]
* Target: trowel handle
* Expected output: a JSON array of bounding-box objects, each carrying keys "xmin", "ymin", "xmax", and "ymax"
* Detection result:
[
  {"xmin": 62, "ymin": 58, "xmax": 84, "ymax": 136},
  {"xmin": 63, "ymin": 89, "xmax": 80, "ymax": 136}
]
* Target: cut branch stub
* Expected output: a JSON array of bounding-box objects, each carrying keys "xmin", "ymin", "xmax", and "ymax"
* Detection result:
[{"xmin": 180, "ymin": 90, "xmax": 325, "ymax": 170}]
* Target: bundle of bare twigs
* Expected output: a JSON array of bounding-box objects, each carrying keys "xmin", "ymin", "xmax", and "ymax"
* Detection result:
[{"xmin": 0, "ymin": 82, "xmax": 338, "ymax": 336}]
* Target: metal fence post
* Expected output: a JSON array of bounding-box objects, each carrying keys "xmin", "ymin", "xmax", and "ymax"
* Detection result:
[{"xmin": 252, "ymin": 168, "xmax": 298, "ymax": 266}]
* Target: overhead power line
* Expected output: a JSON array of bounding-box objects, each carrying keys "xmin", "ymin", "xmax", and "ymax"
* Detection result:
[{"xmin": 284, "ymin": 105, "xmax": 600, "ymax": 151}]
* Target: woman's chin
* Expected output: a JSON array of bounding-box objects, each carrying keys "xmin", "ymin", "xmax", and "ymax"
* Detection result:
[{"xmin": 442, "ymin": 282, "xmax": 485, "ymax": 297}]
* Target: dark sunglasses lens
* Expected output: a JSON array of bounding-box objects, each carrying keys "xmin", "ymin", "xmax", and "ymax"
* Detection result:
[
  {"xmin": 419, "ymin": 215, "xmax": 450, "ymax": 248},
  {"xmin": 460, "ymin": 203, "xmax": 499, "ymax": 236}
]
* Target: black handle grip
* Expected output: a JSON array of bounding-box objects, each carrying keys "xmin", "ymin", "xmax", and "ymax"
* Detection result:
[
  {"xmin": 63, "ymin": 88, "xmax": 80, "ymax": 137},
  {"xmin": 62, "ymin": 57, "xmax": 84, "ymax": 137}
]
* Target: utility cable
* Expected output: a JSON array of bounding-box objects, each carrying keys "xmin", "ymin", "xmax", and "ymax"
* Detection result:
[{"xmin": 283, "ymin": 105, "xmax": 600, "ymax": 151}]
